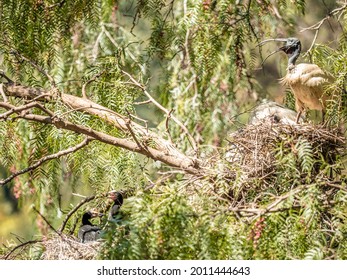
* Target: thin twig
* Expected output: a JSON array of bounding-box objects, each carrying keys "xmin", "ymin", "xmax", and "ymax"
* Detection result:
[
  {"xmin": 134, "ymin": 99, "xmax": 151, "ymax": 105},
  {"xmin": 300, "ymin": 2, "xmax": 347, "ymax": 54},
  {"xmin": 126, "ymin": 111, "xmax": 149, "ymax": 131},
  {"xmin": 0, "ymin": 137, "xmax": 92, "ymax": 187},
  {"xmin": 32, "ymin": 206, "xmax": 60, "ymax": 235},
  {"xmin": 58, "ymin": 194, "xmax": 97, "ymax": 233},
  {"xmin": 47, "ymin": 0, "xmax": 66, "ymax": 9},
  {"xmin": 165, "ymin": 108, "xmax": 174, "ymax": 144},
  {"xmin": 125, "ymin": 109, "xmax": 147, "ymax": 151},
  {"xmin": 2, "ymin": 239, "xmax": 42, "ymax": 260},
  {"xmin": 0, "ymin": 101, "xmax": 38, "ymax": 120},
  {"xmin": 0, "ymin": 84, "xmax": 9, "ymax": 102},
  {"xmin": 324, "ymin": 181, "xmax": 347, "ymax": 192},
  {"xmin": 10, "ymin": 50, "xmax": 57, "ymax": 87},
  {"xmin": 92, "ymin": 30, "xmax": 104, "ymax": 61},
  {"xmin": 121, "ymin": 70, "xmax": 198, "ymax": 152},
  {"xmin": 81, "ymin": 71, "xmax": 106, "ymax": 99},
  {"xmin": 227, "ymin": 184, "xmax": 306, "ymax": 217},
  {"xmin": 0, "ymin": 70, "xmax": 14, "ymax": 84}
]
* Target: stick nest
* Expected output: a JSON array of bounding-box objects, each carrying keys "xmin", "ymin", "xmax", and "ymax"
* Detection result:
[
  {"xmin": 224, "ymin": 121, "xmax": 345, "ymax": 201},
  {"xmin": 40, "ymin": 234, "xmax": 101, "ymax": 260}
]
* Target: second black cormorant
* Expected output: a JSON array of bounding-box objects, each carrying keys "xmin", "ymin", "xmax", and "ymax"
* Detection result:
[{"xmin": 107, "ymin": 191, "xmax": 123, "ymax": 221}]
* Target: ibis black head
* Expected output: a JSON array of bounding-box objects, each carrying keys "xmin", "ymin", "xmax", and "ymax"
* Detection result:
[
  {"xmin": 278, "ymin": 37, "xmax": 301, "ymax": 65},
  {"xmin": 258, "ymin": 37, "xmax": 302, "ymax": 67},
  {"xmin": 108, "ymin": 191, "xmax": 123, "ymax": 206}
]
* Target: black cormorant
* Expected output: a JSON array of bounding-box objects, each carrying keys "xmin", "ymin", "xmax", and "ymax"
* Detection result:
[
  {"xmin": 78, "ymin": 210, "xmax": 103, "ymax": 243},
  {"xmin": 107, "ymin": 191, "xmax": 123, "ymax": 221}
]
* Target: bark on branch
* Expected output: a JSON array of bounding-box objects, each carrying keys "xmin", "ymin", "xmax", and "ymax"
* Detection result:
[
  {"xmin": 4, "ymin": 84, "xmax": 198, "ymax": 168},
  {"xmin": 0, "ymin": 88, "xmax": 201, "ymax": 176}
]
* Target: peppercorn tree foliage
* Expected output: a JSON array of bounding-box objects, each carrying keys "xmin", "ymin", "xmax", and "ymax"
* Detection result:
[{"xmin": 1, "ymin": 0, "xmax": 347, "ymax": 260}]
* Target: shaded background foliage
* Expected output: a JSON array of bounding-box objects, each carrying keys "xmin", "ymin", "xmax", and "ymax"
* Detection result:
[{"xmin": 1, "ymin": 0, "xmax": 347, "ymax": 259}]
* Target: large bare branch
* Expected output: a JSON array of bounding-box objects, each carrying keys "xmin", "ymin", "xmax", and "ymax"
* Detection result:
[
  {"xmin": 4, "ymin": 84, "xmax": 198, "ymax": 168},
  {"xmin": 0, "ymin": 99, "xmax": 200, "ymax": 175}
]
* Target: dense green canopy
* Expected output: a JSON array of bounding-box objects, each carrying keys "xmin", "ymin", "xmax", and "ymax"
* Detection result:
[{"xmin": 1, "ymin": 0, "xmax": 347, "ymax": 260}]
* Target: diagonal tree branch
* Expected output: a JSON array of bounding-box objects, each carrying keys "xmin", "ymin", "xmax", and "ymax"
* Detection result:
[
  {"xmin": 0, "ymin": 137, "xmax": 93, "ymax": 187},
  {"xmin": 0, "ymin": 101, "xmax": 39, "ymax": 119},
  {"xmin": 4, "ymin": 83, "xmax": 197, "ymax": 167},
  {"xmin": 0, "ymin": 100, "xmax": 201, "ymax": 175}
]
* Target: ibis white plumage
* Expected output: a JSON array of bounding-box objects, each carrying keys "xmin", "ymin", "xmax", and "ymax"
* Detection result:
[{"xmin": 259, "ymin": 37, "xmax": 332, "ymax": 122}]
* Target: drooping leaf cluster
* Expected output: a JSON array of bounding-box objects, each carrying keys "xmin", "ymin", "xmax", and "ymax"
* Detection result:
[{"xmin": 1, "ymin": 0, "xmax": 347, "ymax": 260}]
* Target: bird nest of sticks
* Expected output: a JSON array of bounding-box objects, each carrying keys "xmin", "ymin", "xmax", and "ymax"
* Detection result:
[
  {"xmin": 224, "ymin": 120, "xmax": 345, "ymax": 201},
  {"xmin": 40, "ymin": 234, "xmax": 102, "ymax": 260}
]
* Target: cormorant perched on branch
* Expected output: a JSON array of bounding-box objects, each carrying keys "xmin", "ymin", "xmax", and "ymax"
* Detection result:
[
  {"xmin": 78, "ymin": 210, "xmax": 103, "ymax": 243},
  {"xmin": 107, "ymin": 191, "xmax": 123, "ymax": 221}
]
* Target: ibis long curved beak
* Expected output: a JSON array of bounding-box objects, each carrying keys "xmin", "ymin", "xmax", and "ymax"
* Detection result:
[
  {"xmin": 256, "ymin": 38, "xmax": 288, "ymax": 47},
  {"xmin": 260, "ymin": 49, "xmax": 282, "ymax": 66},
  {"xmin": 257, "ymin": 38, "xmax": 289, "ymax": 66}
]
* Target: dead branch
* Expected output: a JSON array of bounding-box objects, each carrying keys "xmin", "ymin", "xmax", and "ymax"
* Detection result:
[
  {"xmin": 3, "ymin": 106, "xmax": 200, "ymax": 174},
  {"xmin": 134, "ymin": 99, "xmax": 151, "ymax": 105},
  {"xmin": 0, "ymin": 101, "xmax": 39, "ymax": 119},
  {"xmin": 125, "ymin": 110, "xmax": 147, "ymax": 150},
  {"xmin": 165, "ymin": 108, "xmax": 174, "ymax": 144},
  {"xmin": 4, "ymin": 83, "xmax": 196, "ymax": 168},
  {"xmin": 81, "ymin": 71, "xmax": 106, "ymax": 99},
  {"xmin": 0, "ymin": 84, "xmax": 8, "ymax": 102},
  {"xmin": 0, "ymin": 137, "xmax": 92, "ymax": 187},
  {"xmin": 300, "ymin": 2, "xmax": 347, "ymax": 54}
]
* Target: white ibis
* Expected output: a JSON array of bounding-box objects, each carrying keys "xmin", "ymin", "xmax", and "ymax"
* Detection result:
[
  {"xmin": 259, "ymin": 37, "xmax": 333, "ymax": 122},
  {"xmin": 78, "ymin": 210, "xmax": 103, "ymax": 243}
]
